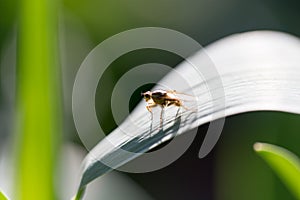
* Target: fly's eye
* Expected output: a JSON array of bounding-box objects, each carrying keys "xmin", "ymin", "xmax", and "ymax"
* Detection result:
[{"xmin": 141, "ymin": 92, "xmax": 150, "ymax": 99}]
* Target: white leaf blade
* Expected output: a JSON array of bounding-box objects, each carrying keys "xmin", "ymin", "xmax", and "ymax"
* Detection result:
[{"xmin": 77, "ymin": 31, "xmax": 300, "ymax": 193}]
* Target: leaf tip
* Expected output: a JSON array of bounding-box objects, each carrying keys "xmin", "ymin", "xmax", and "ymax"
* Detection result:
[{"xmin": 253, "ymin": 142, "xmax": 264, "ymax": 152}]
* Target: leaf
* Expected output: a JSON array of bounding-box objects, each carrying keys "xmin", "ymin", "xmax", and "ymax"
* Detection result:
[
  {"xmin": 254, "ymin": 142, "xmax": 300, "ymax": 199},
  {"xmin": 74, "ymin": 30, "xmax": 300, "ymax": 198},
  {"xmin": 0, "ymin": 191, "xmax": 8, "ymax": 200}
]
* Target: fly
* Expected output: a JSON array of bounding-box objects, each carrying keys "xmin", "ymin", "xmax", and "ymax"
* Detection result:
[{"xmin": 141, "ymin": 89, "xmax": 191, "ymax": 128}]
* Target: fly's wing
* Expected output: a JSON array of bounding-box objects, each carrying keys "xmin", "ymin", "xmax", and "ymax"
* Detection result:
[
  {"xmin": 166, "ymin": 90, "xmax": 197, "ymax": 110},
  {"xmin": 166, "ymin": 90, "xmax": 195, "ymax": 101}
]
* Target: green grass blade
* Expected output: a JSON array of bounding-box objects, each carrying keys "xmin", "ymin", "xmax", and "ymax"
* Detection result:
[
  {"xmin": 0, "ymin": 191, "xmax": 8, "ymax": 200},
  {"xmin": 15, "ymin": 0, "xmax": 61, "ymax": 199},
  {"xmin": 254, "ymin": 142, "xmax": 300, "ymax": 199}
]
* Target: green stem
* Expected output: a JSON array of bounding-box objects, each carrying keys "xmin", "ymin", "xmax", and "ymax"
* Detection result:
[
  {"xmin": 15, "ymin": 0, "xmax": 61, "ymax": 199},
  {"xmin": 72, "ymin": 187, "xmax": 86, "ymax": 200}
]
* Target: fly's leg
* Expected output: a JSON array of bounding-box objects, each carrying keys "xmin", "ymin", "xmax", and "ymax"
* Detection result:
[
  {"xmin": 146, "ymin": 106, "xmax": 153, "ymax": 120},
  {"xmin": 146, "ymin": 103, "xmax": 156, "ymax": 135},
  {"xmin": 146, "ymin": 104, "xmax": 156, "ymax": 121},
  {"xmin": 159, "ymin": 107, "xmax": 164, "ymax": 129},
  {"xmin": 174, "ymin": 100, "xmax": 189, "ymax": 119}
]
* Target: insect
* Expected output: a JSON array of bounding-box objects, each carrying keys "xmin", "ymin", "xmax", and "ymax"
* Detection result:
[{"xmin": 141, "ymin": 89, "xmax": 190, "ymax": 127}]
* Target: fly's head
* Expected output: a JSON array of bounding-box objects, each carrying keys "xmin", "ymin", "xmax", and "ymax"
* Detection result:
[{"xmin": 141, "ymin": 91, "xmax": 152, "ymax": 102}]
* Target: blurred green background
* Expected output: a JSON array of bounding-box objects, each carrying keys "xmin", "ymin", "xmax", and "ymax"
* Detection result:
[{"xmin": 0, "ymin": 0, "xmax": 300, "ymax": 199}]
